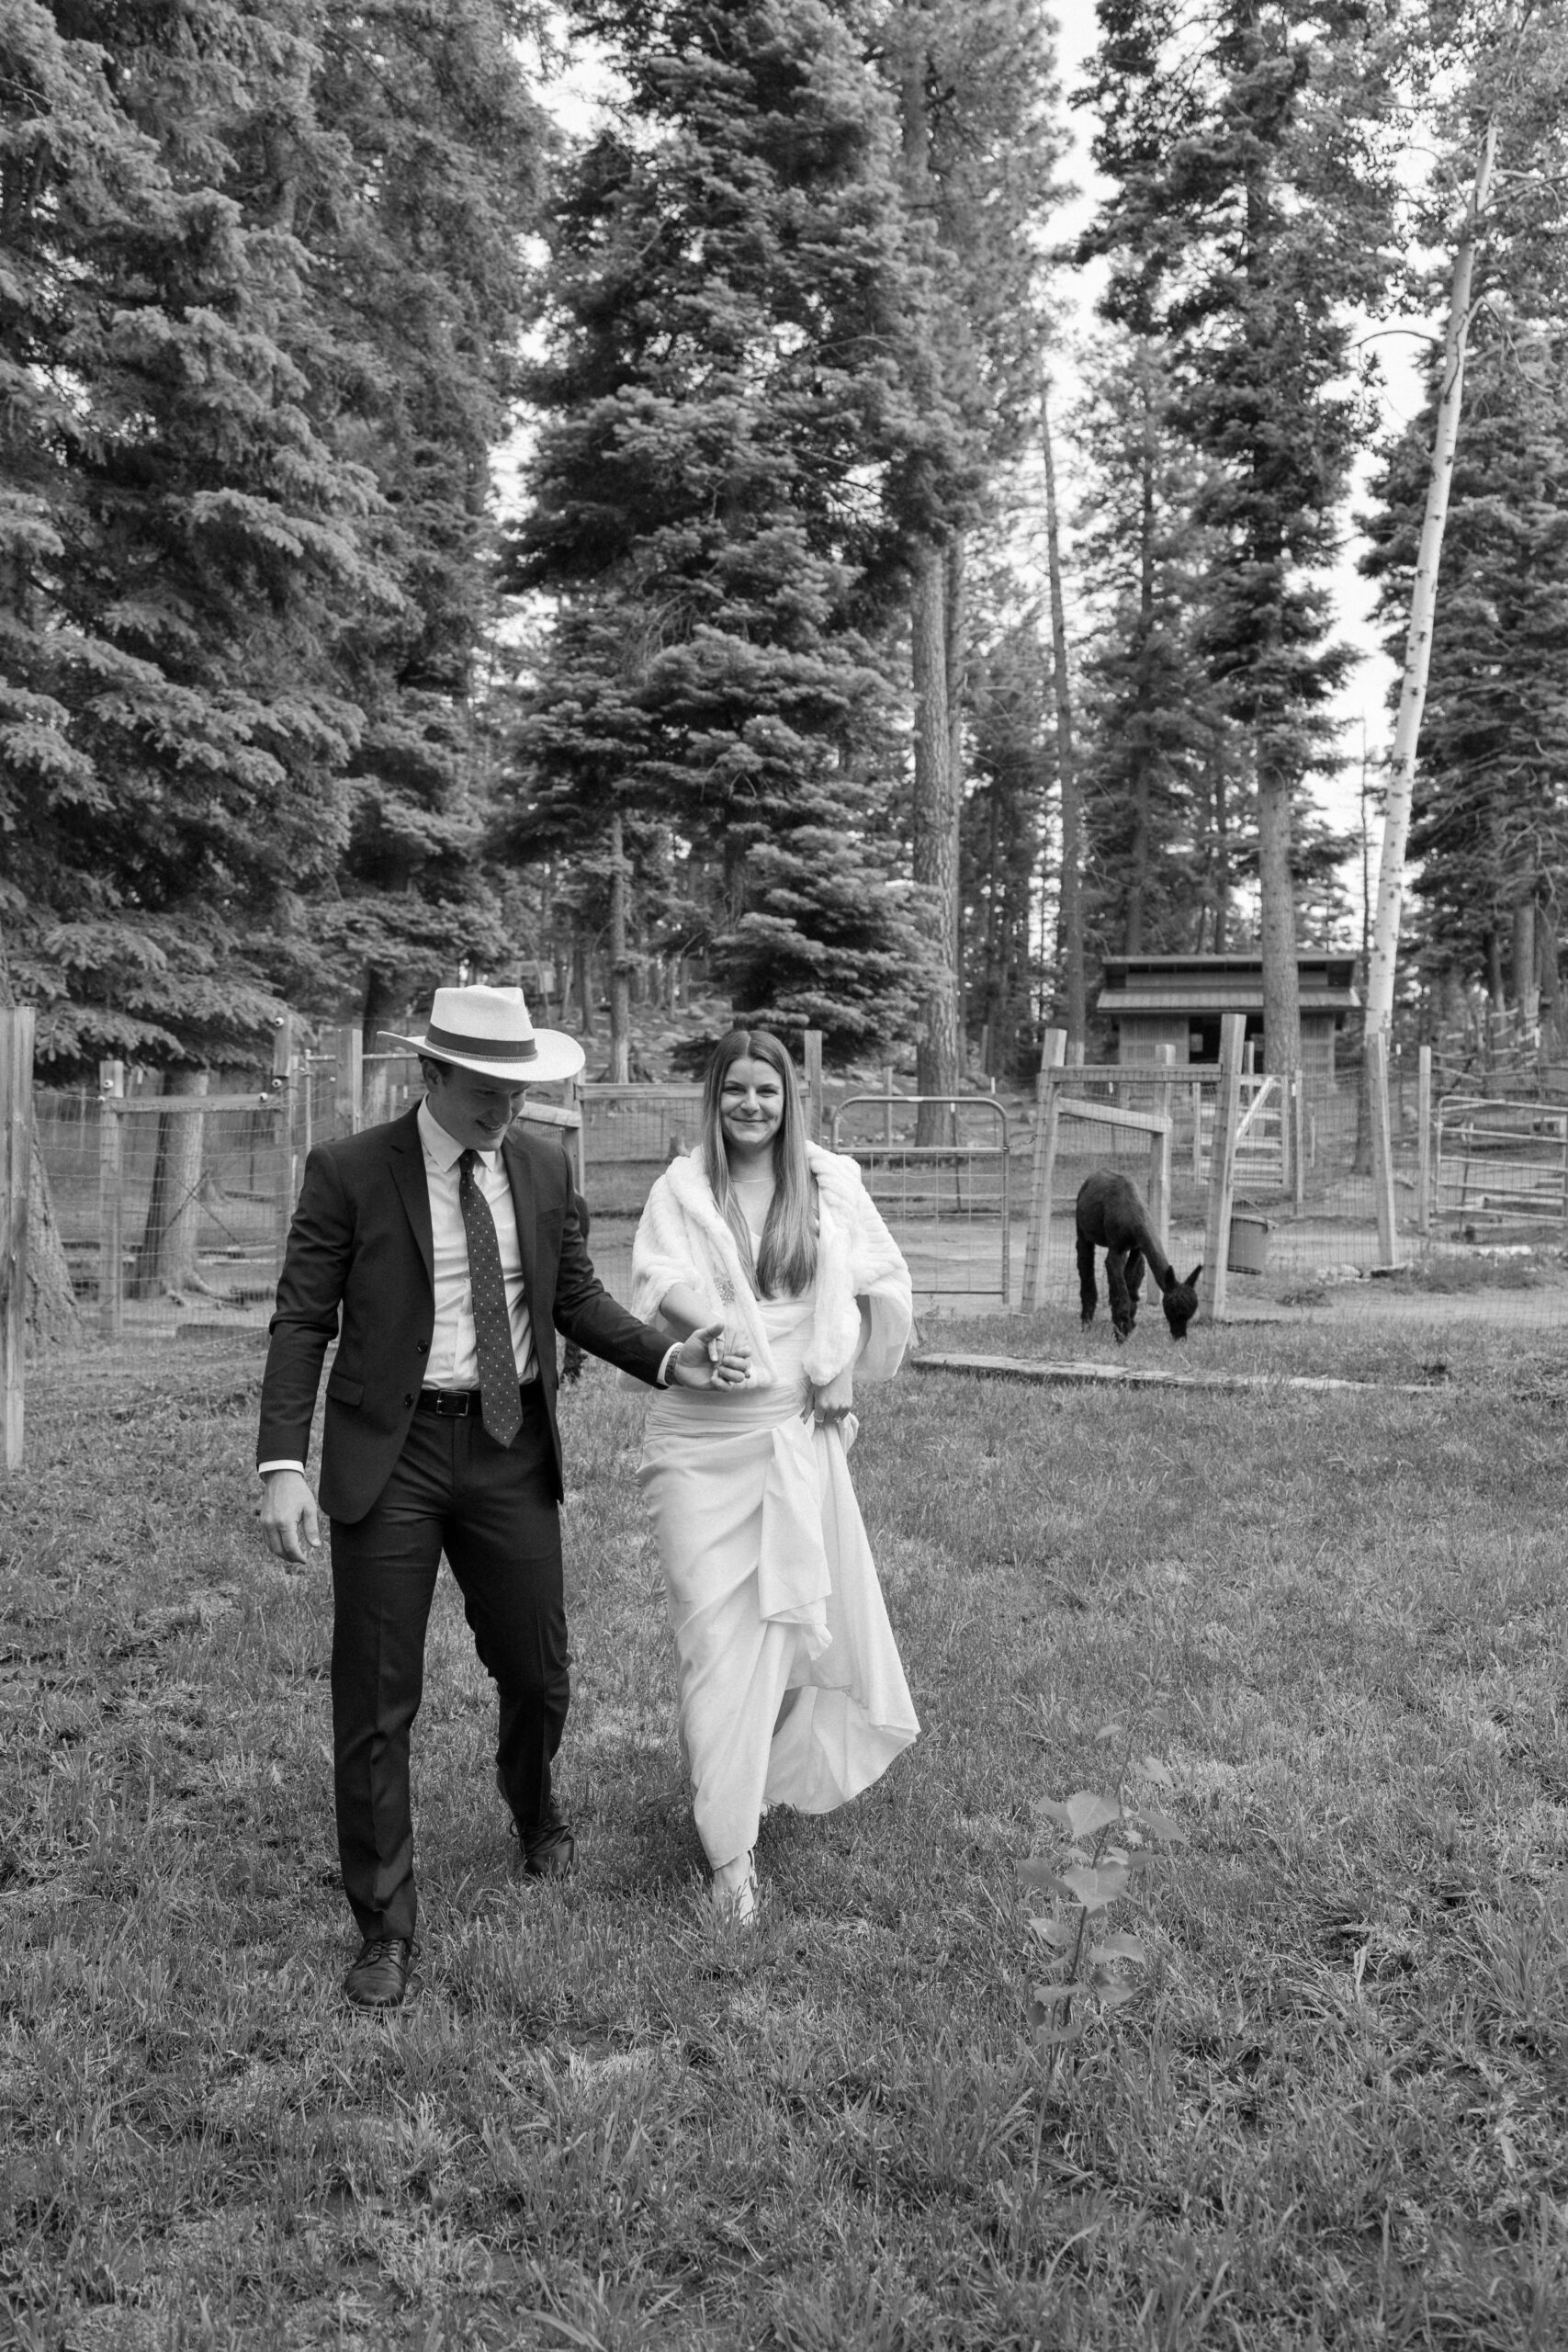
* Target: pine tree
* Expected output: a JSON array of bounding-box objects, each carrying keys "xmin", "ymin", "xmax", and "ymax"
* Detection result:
[
  {"xmin": 505, "ymin": 0, "xmax": 943, "ymax": 1058},
  {"xmin": 1081, "ymin": 0, "xmax": 1397, "ymax": 1070},
  {"xmin": 886, "ymin": 0, "xmax": 1066, "ymax": 1109},
  {"xmin": 1071, "ymin": 328, "xmax": 1239, "ymax": 958},
  {"xmin": 1, "ymin": 0, "xmax": 380, "ymax": 1077},
  {"xmin": 287, "ymin": 0, "xmax": 547, "ymax": 1041}
]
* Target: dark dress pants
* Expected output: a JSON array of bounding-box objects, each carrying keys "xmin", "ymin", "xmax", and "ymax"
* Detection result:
[{"xmin": 329, "ymin": 1385, "xmax": 565, "ymax": 1942}]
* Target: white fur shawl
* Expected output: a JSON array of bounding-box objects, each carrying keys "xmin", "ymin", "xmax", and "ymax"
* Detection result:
[{"xmin": 631, "ymin": 1143, "xmax": 912, "ymax": 1395}]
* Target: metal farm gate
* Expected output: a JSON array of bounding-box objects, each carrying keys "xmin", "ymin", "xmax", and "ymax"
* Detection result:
[
  {"xmin": 1436, "ymin": 1095, "xmax": 1568, "ymax": 1238},
  {"xmin": 829, "ymin": 1094, "xmax": 1012, "ymax": 1303}
]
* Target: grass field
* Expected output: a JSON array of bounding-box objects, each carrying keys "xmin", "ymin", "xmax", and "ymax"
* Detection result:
[{"xmin": 4, "ymin": 1306, "xmax": 1567, "ymax": 2349}]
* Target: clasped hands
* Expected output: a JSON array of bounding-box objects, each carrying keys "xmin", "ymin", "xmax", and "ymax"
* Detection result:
[{"xmin": 668, "ymin": 1322, "xmax": 752, "ymax": 1389}]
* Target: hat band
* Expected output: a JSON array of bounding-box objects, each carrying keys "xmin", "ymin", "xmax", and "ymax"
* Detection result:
[{"xmin": 423, "ymin": 1022, "xmax": 538, "ymax": 1064}]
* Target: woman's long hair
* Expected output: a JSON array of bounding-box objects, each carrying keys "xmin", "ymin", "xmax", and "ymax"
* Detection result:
[{"xmin": 698, "ymin": 1030, "xmax": 817, "ymax": 1298}]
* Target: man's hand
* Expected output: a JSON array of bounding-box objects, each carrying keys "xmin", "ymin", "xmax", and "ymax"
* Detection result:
[
  {"xmin": 260, "ymin": 1469, "xmax": 322, "ymax": 1566},
  {"xmin": 667, "ymin": 1321, "xmax": 752, "ymax": 1390}
]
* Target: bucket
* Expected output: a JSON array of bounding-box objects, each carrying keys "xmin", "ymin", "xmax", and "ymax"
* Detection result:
[{"xmin": 1227, "ymin": 1213, "xmax": 1269, "ymax": 1274}]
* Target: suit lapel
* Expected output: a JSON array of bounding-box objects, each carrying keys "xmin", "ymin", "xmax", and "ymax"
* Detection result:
[
  {"xmin": 502, "ymin": 1128, "xmax": 538, "ymax": 1306},
  {"xmin": 388, "ymin": 1106, "xmax": 434, "ymax": 1289}
]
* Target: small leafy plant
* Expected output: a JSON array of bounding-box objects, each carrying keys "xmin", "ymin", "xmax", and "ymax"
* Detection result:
[{"xmin": 1020, "ymin": 1728, "xmax": 1185, "ymax": 2076}]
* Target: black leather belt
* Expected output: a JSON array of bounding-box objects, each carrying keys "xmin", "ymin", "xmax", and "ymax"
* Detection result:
[{"xmin": 417, "ymin": 1382, "xmax": 537, "ymax": 1417}]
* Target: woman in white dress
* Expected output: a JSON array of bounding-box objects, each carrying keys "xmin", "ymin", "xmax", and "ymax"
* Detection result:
[{"xmin": 631, "ymin": 1030, "xmax": 919, "ymax": 1923}]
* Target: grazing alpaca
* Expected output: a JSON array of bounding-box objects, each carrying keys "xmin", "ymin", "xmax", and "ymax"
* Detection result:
[{"xmin": 1076, "ymin": 1171, "xmax": 1201, "ymax": 1342}]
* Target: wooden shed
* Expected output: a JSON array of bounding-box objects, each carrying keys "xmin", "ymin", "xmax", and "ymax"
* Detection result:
[{"xmin": 1096, "ymin": 954, "xmax": 1359, "ymax": 1076}]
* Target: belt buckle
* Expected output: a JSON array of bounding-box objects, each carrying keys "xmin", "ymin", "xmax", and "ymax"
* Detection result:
[{"xmin": 430, "ymin": 1389, "xmax": 474, "ymax": 1418}]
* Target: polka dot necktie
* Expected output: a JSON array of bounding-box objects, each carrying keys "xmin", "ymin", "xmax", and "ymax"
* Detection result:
[{"xmin": 458, "ymin": 1149, "xmax": 523, "ymax": 1447}]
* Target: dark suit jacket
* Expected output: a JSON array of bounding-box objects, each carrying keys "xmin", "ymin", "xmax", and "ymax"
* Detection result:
[{"xmin": 256, "ymin": 1105, "xmax": 668, "ymax": 1524}]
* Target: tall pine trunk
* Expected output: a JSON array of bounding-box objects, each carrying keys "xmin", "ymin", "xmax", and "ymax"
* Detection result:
[
  {"xmin": 1512, "ymin": 897, "xmax": 1538, "ymax": 1031},
  {"xmin": 1124, "ymin": 383, "xmax": 1156, "ymax": 956},
  {"xmin": 1257, "ymin": 761, "xmax": 1302, "ymax": 1073},
  {"xmin": 1206, "ymin": 745, "xmax": 1231, "ymax": 953},
  {"xmin": 945, "ymin": 535, "xmax": 967, "ymax": 1054},
  {"xmin": 573, "ymin": 940, "xmax": 595, "ymax": 1040},
  {"xmin": 130, "ymin": 1068, "xmax": 209, "ymax": 1299},
  {"xmin": 608, "ymin": 808, "xmax": 632, "ymax": 1082},
  {"xmin": 1539, "ymin": 904, "xmax": 1563, "ymax": 1058},
  {"xmin": 899, "ymin": 7, "xmax": 961, "ymax": 1134},
  {"xmin": 911, "ymin": 545, "xmax": 962, "ymax": 1132},
  {"xmin": 362, "ymin": 966, "xmax": 403, "ymax": 1060}
]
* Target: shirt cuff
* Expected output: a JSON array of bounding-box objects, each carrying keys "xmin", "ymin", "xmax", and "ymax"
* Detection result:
[
  {"xmin": 655, "ymin": 1343, "xmax": 682, "ymax": 1387},
  {"xmin": 258, "ymin": 1460, "xmax": 307, "ymax": 1477}
]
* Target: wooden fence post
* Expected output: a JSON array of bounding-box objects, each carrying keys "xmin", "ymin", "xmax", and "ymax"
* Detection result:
[
  {"xmin": 1199, "ymin": 1013, "xmax": 1246, "ymax": 1326},
  {"xmin": 1021, "ymin": 1027, "xmax": 1067, "ymax": 1311},
  {"xmin": 803, "ymin": 1030, "xmax": 823, "ymax": 1144},
  {"xmin": 1148, "ymin": 1044, "xmax": 1175, "ymax": 1253},
  {"xmin": 97, "ymin": 1059, "xmax": 125, "ymax": 1340},
  {"xmin": 1, "ymin": 1009, "xmax": 35, "ymax": 1471},
  {"xmin": 1277, "ymin": 1064, "xmax": 1294, "ymax": 1197},
  {"xmin": 564, "ymin": 1078, "xmax": 586, "ymax": 1196},
  {"xmin": 1416, "ymin": 1043, "xmax": 1432, "ymax": 1238},
  {"xmin": 272, "ymin": 1014, "xmax": 295, "ymax": 1268},
  {"xmin": 333, "ymin": 1025, "xmax": 363, "ymax": 1136},
  {"xmin": 1367, "ymin": 1029, "xmax": 1400, "ymax": 1264}
]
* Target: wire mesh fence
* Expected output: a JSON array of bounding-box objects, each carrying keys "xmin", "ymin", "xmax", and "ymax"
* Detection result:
[
  {"xmin": 576, "ymin": 1083, "xmax": 705, "ymax": 1216},
  {"xmin": 829, "ymin": 1093, "xmax": 1013, "ymax": 1303},
  {"xmin": 36, "ymin": 1078, "xmax": 291, "ymax": 1351},
  {"xmin": 1018, "ymin": 1056, "xmax": 1568, "ymax": 1335},
  {"xmin": 28, "ymin": 1028, "xmax": 1568, "ymax": 1391}
]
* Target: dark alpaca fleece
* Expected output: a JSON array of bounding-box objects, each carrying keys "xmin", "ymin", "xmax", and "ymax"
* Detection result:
[{"xmin": 1076, "ymin": 1170, "xmax": 1202, "ymax": 1341}]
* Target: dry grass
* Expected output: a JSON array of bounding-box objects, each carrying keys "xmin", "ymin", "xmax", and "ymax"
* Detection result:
[{"xmin": 3, "ymin": 1306, "xmax": 1567, "ymax": 2347}]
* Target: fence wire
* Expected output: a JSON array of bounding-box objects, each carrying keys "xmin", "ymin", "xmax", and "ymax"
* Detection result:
[
  {"xmin": 1021, "ymin": 1062, "xmax": 1568, "ymax": 1335},
  {"xmin": 32, "ymin": 1046, "xmax": 1568, "ymax": 1379},
  {"xmin": 37, "ymin": 1081, "xmax": 290, "ymax": 1354},
  {"xmin": 830, "ymin": 1094, "xmax": 1011, "ymax": 1303}
]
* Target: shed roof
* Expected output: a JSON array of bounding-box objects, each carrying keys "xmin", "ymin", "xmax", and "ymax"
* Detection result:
[
  {"xmin": 1108, "ymin": 988, "xmax": 1354, "ymax": 1017},
  {"xmin": 1097, "ymin": 952, "xmax": 1359, "ymax": 1018},
  {"xmin": 1100, "ymin": 953, "xmax": 1357, "ymax": 979}
]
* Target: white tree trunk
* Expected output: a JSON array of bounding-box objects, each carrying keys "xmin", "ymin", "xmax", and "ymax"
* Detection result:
[
  {"xmin": 1042, "ymin": 387, "xmax": 1086, "ymax": 1059},
  {"xmin": 1364, "ymin": 108, "xmax": 1502, "ymax": 1048}
]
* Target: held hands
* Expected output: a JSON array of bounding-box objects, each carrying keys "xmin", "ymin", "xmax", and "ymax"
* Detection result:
[
  {"xmin": 260, "ymin": 1469, "xmax": 321, "ymax": 1566},
  {"xmin": 668, "ymin": 1321, "xmax": 753, "ymax": 1390}
]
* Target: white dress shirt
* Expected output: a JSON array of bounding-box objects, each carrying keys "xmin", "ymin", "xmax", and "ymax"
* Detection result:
[
  {"xmin": 418, "ymin": 1099, "xmax": 536, "ymax": 1389},
  {"xmin": 260, "ymin": 1097, "xmax": 680, "ymax": 1476}
]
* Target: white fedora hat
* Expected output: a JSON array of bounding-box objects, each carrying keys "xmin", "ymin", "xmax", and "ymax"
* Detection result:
[{"xmin": 382, "ymin": 984, "xmax": 585, "ymax": 1086}]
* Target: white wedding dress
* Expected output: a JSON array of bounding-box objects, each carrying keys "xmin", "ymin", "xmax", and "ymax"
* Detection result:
[{"xmin": 637, "ymin": 1238, "xmax": 919, "ymax": 1871}]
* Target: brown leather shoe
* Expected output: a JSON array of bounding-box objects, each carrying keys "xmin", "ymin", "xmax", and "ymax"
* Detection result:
[
  {"xmin": 343, "ymin": 1935, "xmax": 415, "ymax": 2008},
  {"xmin": 521, "ymin": 1816, "xmax": 576, "ymax": 1881}
]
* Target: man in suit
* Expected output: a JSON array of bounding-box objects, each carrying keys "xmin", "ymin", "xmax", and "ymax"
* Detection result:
[{"xmin": 257, "ymin": 984, "xmax": 747, "ymax": 2008}]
